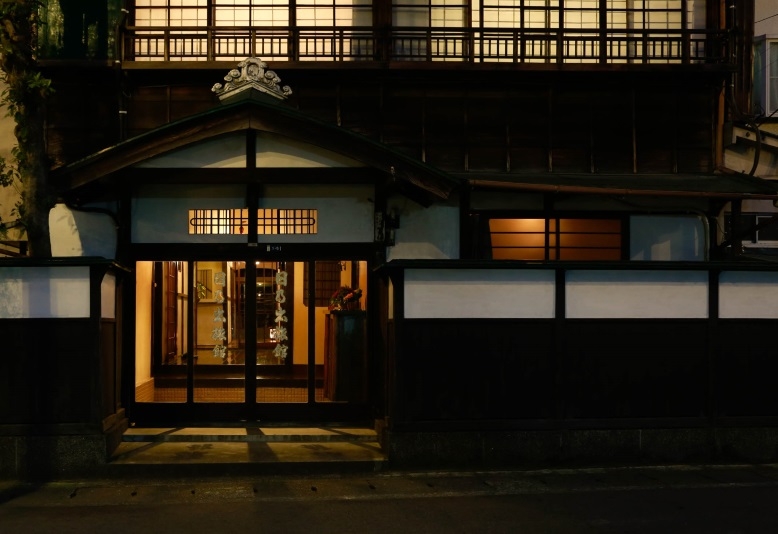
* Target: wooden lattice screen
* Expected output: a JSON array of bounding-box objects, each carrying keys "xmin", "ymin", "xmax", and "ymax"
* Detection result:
[{"xmin": 303, "ymin": 261, "xmax": 342, "ymax": 307}]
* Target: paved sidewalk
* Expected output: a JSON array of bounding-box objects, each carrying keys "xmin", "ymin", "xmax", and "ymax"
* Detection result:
[{"xmin": 3, "ymin": 462, "xmax": 778, "ymax": 507}]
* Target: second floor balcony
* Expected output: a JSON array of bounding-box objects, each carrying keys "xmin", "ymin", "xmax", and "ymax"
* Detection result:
[{"xmin": 119, "ymin": 25, "xmax": 730, "ymax": 68}]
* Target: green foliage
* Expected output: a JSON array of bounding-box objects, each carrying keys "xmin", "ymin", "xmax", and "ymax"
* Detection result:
[
  {"xmin": 0, "ymin": 0, "xmax": 54, "ymax": 254},
  {"xmin": 0, "ymin": 155, "xmax": 16, "ymax": 187}
]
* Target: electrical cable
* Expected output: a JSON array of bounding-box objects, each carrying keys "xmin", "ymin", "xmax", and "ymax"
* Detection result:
[{"xmin": 756, "ymin": 12, "xmax": 778, "ymax": 24}]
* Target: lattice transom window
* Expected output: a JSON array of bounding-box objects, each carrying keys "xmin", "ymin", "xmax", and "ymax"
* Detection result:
[
  {"xmin": 189, "ymin": 209, "xmax": 248, "ymax": 235},
  {"xmin": 258, "ymin": 209, "xmax": 318, "ymax": 235},
  {"xmin": 188, "ymin": 208, "xmax": 318, "ymax": 235},
  {"xmin": 488, "ymin": 218, "xmax": 622, "ymax": 261}
]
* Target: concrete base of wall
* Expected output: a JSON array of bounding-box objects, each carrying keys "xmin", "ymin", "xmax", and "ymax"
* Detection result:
[
  {"xmin": 386, "ymin": 427, "xmax": 778, "ymax": 470},
  {"xmin": 0, "ymin": 414, "xmax": 128, "ymax": 480}
]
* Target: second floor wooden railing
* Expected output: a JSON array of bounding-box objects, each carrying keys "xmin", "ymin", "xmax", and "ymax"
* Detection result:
[{"xmin": 120, "ymin": 25, "xmax": 730, "ymax": 66}]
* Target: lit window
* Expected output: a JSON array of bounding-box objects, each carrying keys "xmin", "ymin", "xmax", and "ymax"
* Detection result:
[
  {"xmin": 189, "ymin": 209, "xmax": 248, "ymax": 235},
  {"xmin": 258, "ymin": 209, "xmax": 318, "ymax": 235},
  {"xmin": 188, "ymin": 209, "xmax": 318, "ymax": 235},
  {"xmin": 134, "ymin": 0, "xmax": 208, "ymax": 27},
  {"xmin": 488, "ymin": 218, "xmax": 622, "ymax": 261}
]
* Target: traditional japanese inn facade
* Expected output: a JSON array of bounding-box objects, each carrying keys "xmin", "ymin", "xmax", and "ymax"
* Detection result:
[{"xmin": 3, "ymin": 0, "xmax": 778, "ymax": 478}]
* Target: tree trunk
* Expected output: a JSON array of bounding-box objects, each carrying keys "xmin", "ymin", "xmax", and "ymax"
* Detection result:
[{"xmin": 23, "ymin": 103, "xmax": 51, "ymax": 257}]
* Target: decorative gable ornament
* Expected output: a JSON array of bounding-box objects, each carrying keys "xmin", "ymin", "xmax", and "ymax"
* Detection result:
[{"xmin": 212, "ymin": 57, "xmax": 292, "ymax": 102}]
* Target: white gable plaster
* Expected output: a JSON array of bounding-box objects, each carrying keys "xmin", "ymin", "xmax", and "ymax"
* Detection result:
[
  {"xmin": 132, "ymin": 131, "xmax": 365, "ymax": 169},
  {"xmin": 256, "ymin": 132, "xmax": 363, "ymax": 168},
  {"xmin": 136, "ymin": 133, "xmax": 246, "ymax": 168}
]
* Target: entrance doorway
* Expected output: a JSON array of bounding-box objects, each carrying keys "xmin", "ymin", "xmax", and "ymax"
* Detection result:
[{"xmin": 131, "ymin": 258, "xmax": 369, "ymax": 423}]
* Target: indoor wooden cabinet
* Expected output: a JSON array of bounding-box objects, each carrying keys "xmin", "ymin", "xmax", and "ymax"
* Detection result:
[{"xmin": 324, "ymin": 310, "xmax": 366, "ymax": 402}]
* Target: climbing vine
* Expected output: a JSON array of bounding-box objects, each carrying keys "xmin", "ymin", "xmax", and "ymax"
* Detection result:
[{"xmin": 0, "ymin": 0, "xmax": 53, "ymax": 255}]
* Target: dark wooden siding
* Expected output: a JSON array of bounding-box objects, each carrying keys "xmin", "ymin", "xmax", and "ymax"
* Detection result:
[
  {"xmin": 44, "ymin": 68, "xmax": 121, "ymax": 168},
  {"xmin": 717, "ymin": 320, "xmax": 778, "ymax": 417},
  {"xmin": 0, "ymin": 319, "xmax": 95, "ymax": 424},
  {"xmin": 393, "ymin": 317, "xmax": 778, "ymax": 426},
  {"xmin": 100, "ymin": 320, "xmax": 119, "ymax": 420},
  {"xmin": 42, "ymin": 67, "xmax": 719, "ymax": 177},
  {"xmin": 398, "ymin": 320, "xmax": 556, "ymax": 421},
  {"xmin": 562, "ymin": 320, "xmax": 707, "ymax": 419}
]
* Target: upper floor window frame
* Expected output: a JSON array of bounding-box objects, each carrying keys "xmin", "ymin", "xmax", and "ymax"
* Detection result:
[
  {"xmin": 133, "ymin": 0, "xmax": 374, "ymax": 28},
  {"xmin": 125, "ymin": 0, "xmax": 718, "ymax": 64},
  {"xmin": 130, "ymin": 0, "xmax": 701, "ymax": 31},
  {"xmin": 134, "ymin": 0, "xmax": 209, "ymax": 27},
  {"xmin": 753, "ymin": 36, "xmax": 778, "ymax": 119}
]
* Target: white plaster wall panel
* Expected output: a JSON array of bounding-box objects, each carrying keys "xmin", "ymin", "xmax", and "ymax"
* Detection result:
[
  {"xmin": 719, "ymin": 271, "xmax": 778, "ymax": 319},
  {"xmin": 101, "ymin": 273, "xmax": 116, "ymax": 319},
  {"xmin": 756, "ymin": 0, "xmax": 778, "ymax": 36},
  {"xmin": 404, "ymin": 269, "xmax": 555, "ymax": 319},
  {"xmin": 0, "ymin": 266, "xmax": 90, "ymax": 319},
  {"xmin": 260, "ymin": 184, "xmax": 374, "ymax": 243},
  {"xmin": 0, "ymin": 268, "xmax": 24, "ymax": 318},
  {"xmin": 136, "ymin": 133, "xmax": 246, "ymax": 168},
  {"xmin": 566, "ymin": 270, "xmax": 708, "ymax": 319},
  {"xmin": 387, "ymin": 201, "xmax": 460, "ymax": 260},
  {"xmin": 256, "ymin": 132, "xmax": 363, "ymax": 167},
  {"xmin": 132, "ymin": 184, "xmax": 246, "ymax": 243},
  {"xmin": 133, "ymin": 183, "xmax": 375, "ymax": 244},
  {"xmin": 49, "ymin": 203, "xmax": 117, "ymax": 258}
]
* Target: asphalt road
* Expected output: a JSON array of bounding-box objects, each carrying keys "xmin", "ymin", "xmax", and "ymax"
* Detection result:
[{"xmin": 2, "ymin": 464, "xmax": 778, "ymax": 533}]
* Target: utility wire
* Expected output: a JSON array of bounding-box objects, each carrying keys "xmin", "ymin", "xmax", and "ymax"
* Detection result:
[{"xmin": 756, "ymin": 12, "xmax": 778, "ymax": 24}]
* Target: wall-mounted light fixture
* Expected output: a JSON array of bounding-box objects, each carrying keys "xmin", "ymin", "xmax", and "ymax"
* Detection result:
[
  {"xmin": 385, "ymin": 209, "xmax": 399, "ymax": 246},
  {"xmin": 375, "ymin": 209, "xmax": 400, "ymax": 246}
]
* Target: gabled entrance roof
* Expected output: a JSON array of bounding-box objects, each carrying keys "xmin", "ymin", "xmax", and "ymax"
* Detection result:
[{"xmin": 52, "ymin": 94, "xmax": 462, "ymax": 206}]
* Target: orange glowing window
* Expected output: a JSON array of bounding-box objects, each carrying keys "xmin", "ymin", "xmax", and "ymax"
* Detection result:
[
  {"xmin": 188, "ymin": 209, "xmax": 318, "ymax": 235},
  {"xmin": 488, "ymin": 218, "xmax": 622, "ymax": 261}
]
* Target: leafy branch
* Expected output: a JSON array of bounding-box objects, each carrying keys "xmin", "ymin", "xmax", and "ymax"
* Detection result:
[{"xmin": 0, "ymin": 0, "xmax": 54, "ymax": 255}]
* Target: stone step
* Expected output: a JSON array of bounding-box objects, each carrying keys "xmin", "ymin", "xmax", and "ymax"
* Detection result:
[
  {"xmin": 122, "ymin": 426, "xmax": 380, "ymax": 443},
  {"xmin": 108, "ymin": 439, "xmax": 388, "ymax": 477}
]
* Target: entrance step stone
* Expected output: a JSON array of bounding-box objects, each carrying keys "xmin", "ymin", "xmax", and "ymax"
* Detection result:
[
  {"xmin": 107, "ymin": 426, "xmax": 387, "ymax": 477},
  {"xmin": 122, "ymin": 426, "xmax": 380, "ymax": 443}
]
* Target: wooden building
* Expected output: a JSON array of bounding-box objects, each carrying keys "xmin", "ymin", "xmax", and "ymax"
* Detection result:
[{"xmin": 3, "ymin": 0, "xmax": 778, "ymax": 477}]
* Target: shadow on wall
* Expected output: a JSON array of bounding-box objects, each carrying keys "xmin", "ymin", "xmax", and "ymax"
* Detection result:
[{"xmin": 49, "ymin": 203, "xmax": 117, "ymax": 258}]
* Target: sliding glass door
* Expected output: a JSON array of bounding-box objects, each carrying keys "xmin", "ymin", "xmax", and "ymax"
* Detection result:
[{"xmin": 132, "ymin": 257, "xmax": 368, "ymax": 422}]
